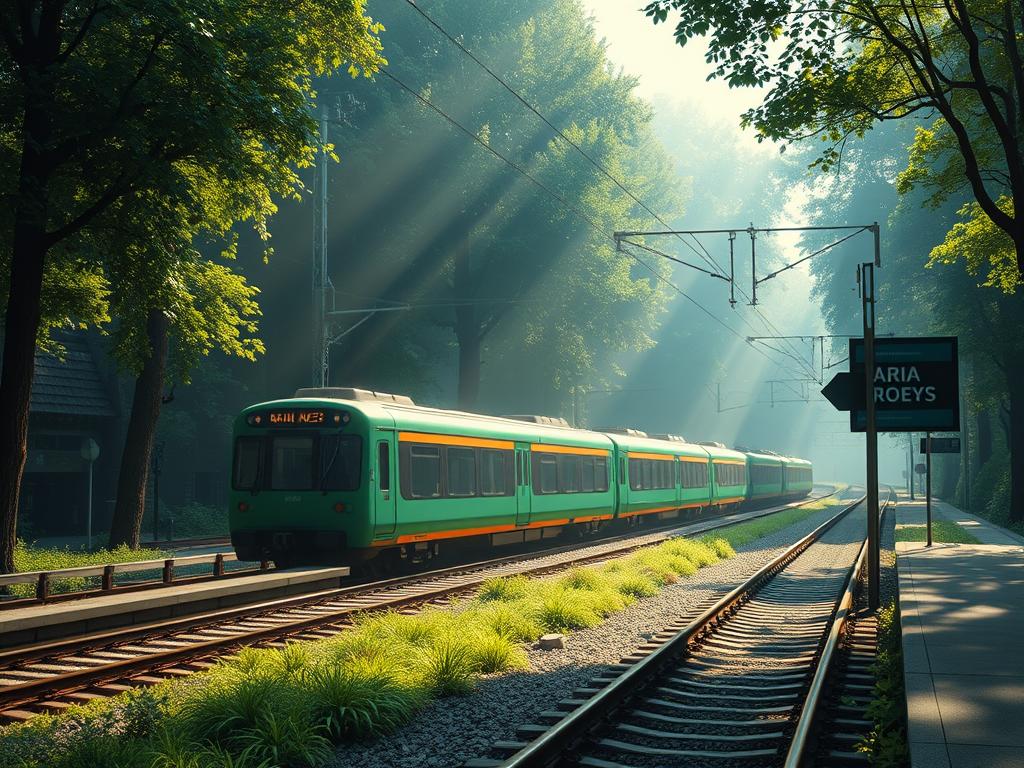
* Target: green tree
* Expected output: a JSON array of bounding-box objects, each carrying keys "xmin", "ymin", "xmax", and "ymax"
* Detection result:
[
  {"xmin": 644, "ymin": 0, "xmax": 1024, "ymax": 280},
  {"xmin": 320, "ymin": 0, "xmax": 682, "ymax": 413},
  {"xmin": 0, "ymin": 1, "xmax": 384, "ymax": 570}
]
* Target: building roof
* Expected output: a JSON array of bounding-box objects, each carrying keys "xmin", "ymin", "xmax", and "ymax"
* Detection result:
[{"xmin": 30, "ymin": 333, "xmax": 115, "ymax": 418}]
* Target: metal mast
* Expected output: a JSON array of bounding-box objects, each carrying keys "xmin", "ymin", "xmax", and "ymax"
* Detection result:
[{"xmin": 312, "ymin": 104, "xmax": 329, "ymax": 387}]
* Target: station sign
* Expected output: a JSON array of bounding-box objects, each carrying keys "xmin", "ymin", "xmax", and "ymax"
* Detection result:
[
  {"xmin": 921, "ymin": 437, "xmax": 961, "ymax": 454},
  {"xmin": 821, "ymin": 337, "xmax": 959, "ymax": 433}
]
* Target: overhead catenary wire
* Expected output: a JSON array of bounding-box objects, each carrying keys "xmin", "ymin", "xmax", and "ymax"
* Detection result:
[
  {"xmin": 401, "ymin": 0, "xmax": 827, "ymax": 383},
  {"xmin": 378, "ymin": 67, "xmax": 804, "ymax": 376},
  {"xmin": 400, "ymin": 0, "xmax": 725, "ymax": 278}
]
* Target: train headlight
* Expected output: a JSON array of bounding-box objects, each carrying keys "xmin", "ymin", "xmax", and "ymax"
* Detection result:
[
  {"xmin": 333, "ymin": 502, "xmax": 346, "ymax": 513},
  {"xmin": 246, "ymin": 413, "xmax": 263, "ymax": 426},
  {"xmin": 238, "ymin": 502, "xmax": 250, "ymax": 512}
]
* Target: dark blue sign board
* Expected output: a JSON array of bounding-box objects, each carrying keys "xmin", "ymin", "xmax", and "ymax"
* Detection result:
[{"xmin": 848, "ymin": 337, "xmax": 959, "ymax": 432}]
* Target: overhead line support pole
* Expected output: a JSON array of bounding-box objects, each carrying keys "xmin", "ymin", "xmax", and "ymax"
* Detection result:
[
  {"xmin": 926, "ymin": 432, "xmax": 933, "ymax": 547},
  {"xmin": 748, "ymin": 226, "xmax": 757, "ymax": 306},
  {"xmin": 729, "ymin": 231, "xmax": 736, "ymax": 307}
]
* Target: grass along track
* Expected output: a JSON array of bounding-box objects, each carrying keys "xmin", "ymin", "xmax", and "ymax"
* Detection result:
[
  {"xmin": 0, "ymin": 490, "xmax": 845, "ymax": 725},
  {"xmin": 0, "ymin": 494, "xmax": 850, "ymax": 767}
]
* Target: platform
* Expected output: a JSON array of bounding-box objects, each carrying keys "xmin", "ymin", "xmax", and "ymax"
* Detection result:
[
  {"xmin": 896, "ymin": 497, "xmax": 1024, "ymax": 768},
  {"xmin": 0, "ymin": 566, "xmax": 348, "ymax": 647}
]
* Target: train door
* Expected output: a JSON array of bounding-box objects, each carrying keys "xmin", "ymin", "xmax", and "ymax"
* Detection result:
[
  {"xmin": 515, "ymin": 445, "xmax": 531, "ymax": 526},
  {"xmin": 374, "ymin": 437, "xmax": 397, "ymax": 537}
]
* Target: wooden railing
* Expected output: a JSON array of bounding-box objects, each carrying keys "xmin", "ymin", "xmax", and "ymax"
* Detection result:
[{"xmin": 0, "ymin": 552, "xmax": 271, "ymax": 606}]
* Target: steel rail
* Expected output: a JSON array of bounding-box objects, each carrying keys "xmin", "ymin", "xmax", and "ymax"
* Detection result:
[
  {"xmin": 0, "ymin": 487, "xmax": 839, "ymax": 662},
  {"xmin": 782, "ymin": 486, "xmax": 895, "ymax": 768},
  {"xmin": 0, "ymin": 489, "xmax": 842, "ymax": 718},
  {"xmin": 493, "ymin": 493, "xmax": 868, "ymax": 768}
]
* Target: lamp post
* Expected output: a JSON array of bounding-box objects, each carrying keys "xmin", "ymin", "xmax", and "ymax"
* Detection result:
[{"xmin": 80, "ymin": 438, "xmax": 100, "ymax": 551}]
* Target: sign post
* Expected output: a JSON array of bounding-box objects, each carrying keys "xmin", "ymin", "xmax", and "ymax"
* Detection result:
[
  {"xmin": 926, "ymin": 433, "xmax": 932, "ymax": 547},
  {"xmin": 861, "ymin": 263, "xmax": 880, "ymax": 610},
  {"xmin": 821, "ymin": 332, "xmax": 960, "ymax": 611}
]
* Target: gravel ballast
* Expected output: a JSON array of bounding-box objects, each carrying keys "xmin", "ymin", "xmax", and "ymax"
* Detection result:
[{"xmin": 330, "ymin": 501, "xmax": 858, "ymax": 768}]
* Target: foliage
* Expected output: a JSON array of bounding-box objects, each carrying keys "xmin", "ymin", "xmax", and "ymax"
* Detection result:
[
  {"xmin": 929, "ymin": 197, "xmax": 1019, "ymax": 293},
  {"xmin": 645, "ymin": 0, "xmax": 1024, "ymax": 287},
  {"xmin": 857, "ymin": 601, "xmax": 910, "ymax": 766},
  {"xmin": 161, "ymin": 504, "xmax": 230, "ymax": 540},
  {"xmin": 895, "ymin": 521, "xmax": 980, "ymax": 544},
  {"xmin": 9, "ymin": 541, "xmax": 171, "ymax": 598}
]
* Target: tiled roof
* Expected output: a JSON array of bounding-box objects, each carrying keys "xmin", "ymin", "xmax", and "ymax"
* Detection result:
[{"xmin": 30, "ymin": 333, "xmax": 115, "ymax": 417}]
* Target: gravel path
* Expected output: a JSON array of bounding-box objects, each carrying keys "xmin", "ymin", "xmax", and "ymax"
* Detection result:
[{"xmin": 330, "ymin": 501, "xmax": 860, "ymax": 768}]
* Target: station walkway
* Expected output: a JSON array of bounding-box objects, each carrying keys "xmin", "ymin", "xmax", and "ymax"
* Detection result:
[{"xmin": 896, "ymin": 496, "xmax": 1024, "ymax": 768}]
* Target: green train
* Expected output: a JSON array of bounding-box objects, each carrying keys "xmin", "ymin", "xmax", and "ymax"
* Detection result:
[{"xmin": 229, "ymin": 388, "xmax": 813, "ymax": 568}]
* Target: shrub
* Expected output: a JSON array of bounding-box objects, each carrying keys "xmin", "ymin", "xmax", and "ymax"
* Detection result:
[
  {"xmin": 477, "ymin": 574, "xmax": 531, "ymax": 602},
  {"xmin": 609, "ymin": 569, "xmax": 660, "ymax": 599},
  {"xmin": 232, "ymin": 712, "xmax": 331, "ymax": 768},
  {"xmin": 472, "ymin": 600, "xmax": 544, "ymax": 642},
  {"xmin": 469, "ymin": 631, "xmax": 529, "ymax": 674},
  {"xmin": 416, "ymin": 636, "xmax": 477, "ymax": 696},
  {"xmin": 703, "ymin": 537, "xmax": 736, "ymax": 559},
  {"xmin": 163, "ymin": 503, "xmax": 230, "ymax": 539},
  {"xmin": 307, "ymin": 660, "xmax": 423, "ymax": 739},
  {"xmin": 557, "ymin": 567, "xmax": 602, "ymax": 591},
  {"xmin": 532, "ymin": 587, "xmax": 602, "ymax": 632}
]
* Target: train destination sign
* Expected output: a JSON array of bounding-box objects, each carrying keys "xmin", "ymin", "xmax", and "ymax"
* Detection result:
[
  {"xmin": 820, "ymin": 336, "xmax": 959, "ymax": 432},
  {"xmin": 269, "ymin": 410, "xmax": 327, "ymax": 425},
  {"xmin": 921, "ymin": 437, "xmax": 961, "ymax": 454}
]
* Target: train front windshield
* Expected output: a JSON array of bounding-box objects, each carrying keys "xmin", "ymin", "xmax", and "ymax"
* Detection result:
[{"xmin": 232, "ymin": 435, "xmax": 362, "ymax": 491}]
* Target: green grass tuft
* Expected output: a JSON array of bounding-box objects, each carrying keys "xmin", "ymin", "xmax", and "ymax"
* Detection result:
[
  {"xmin": 307, "ymin": 662, "xmax": 423, "ymax": 740},
  {"xmin": 416, "ymin": 636, "xmax": 478, "ymax": 696},
  {"xmin": 477, "ymin": 574, "xmax": 530, "ymax": 602},
  {"xmin": 472, "ymin": 600, "xmax": 544, "ymax": 642},
  {"xmin": 10, "ymin": 540, "xmax": 172, "ymax": 598},
  {"xmin": 532, "ymin": 587, "xmax": 602, "ymax": 632},
  {"xmin": 469, "ymin": 631, "xmax": 529, "ymax": 674}
]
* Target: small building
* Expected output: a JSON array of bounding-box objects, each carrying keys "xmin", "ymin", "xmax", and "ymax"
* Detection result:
[{"xmin": 18, "ymin": 332, "xmax": 122, "ymax": 542}]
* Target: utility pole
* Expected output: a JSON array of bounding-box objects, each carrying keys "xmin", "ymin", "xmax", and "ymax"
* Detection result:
[
  {"xmin": 312, "ymin": 103, "xmax": 329, "ymax": 387},
  {"xmin": 907, "ymin": 432, "xmax": 915, "ymax": 500},
  {"xmin": 862, "ymin": 260, "xmax": 880, "ymax": 611},
  {"xmin": 925, "ymin": 432, "xmax": 933, "ymax": 547}
]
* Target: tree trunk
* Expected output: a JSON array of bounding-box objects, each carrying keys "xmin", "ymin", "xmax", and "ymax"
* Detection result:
[
  {"xmin": 0, "ymin": 84, "xmax": 56, "ymax": 573},
  {"xmin": 109, "ymin": 310, "xmax": 170, "ymax": 548},
  {"xmin": 1009, "ymin": 373, "xmax": 1024, "ymax": 523}
]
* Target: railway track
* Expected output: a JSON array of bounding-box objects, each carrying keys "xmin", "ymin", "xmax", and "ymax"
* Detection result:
[
  {"xmin": 466, "ymin": 489, "xmax": 891, "ymax": 768},
  {"xmin": 0, "ymin": 490, "xmax": 842, "ymax": 723}
]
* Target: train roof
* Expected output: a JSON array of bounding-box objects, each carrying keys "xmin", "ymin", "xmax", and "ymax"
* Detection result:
[
  {"xmin": 246, "ymin": 394, "xmax": 616, "ymax": 450},
  {"xmin": 604, "ymin": 432, "xmax": 714, "ymax": 459},
  {"xmin": 242, "ymin": 389, "xmax": 806, "ymax": 465}
]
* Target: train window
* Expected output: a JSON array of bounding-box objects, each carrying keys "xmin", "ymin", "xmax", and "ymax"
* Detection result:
[
  {"xmin": 557, "ymin": 454, "xmax": 581, "ymax": 493},
  {"xmin": 595, "ymin": 457, "xmax": 609, "ymax": 492},
  {"xmin": 233, "ymin": 438, "xmax": 262, "ymax": 490},
  {"xmin": 480, "ymin": 449, "xmax": 509, "ymax": 496},
  {"xmin": 447, "ymin": 447, "xmax": 477, "ymax": 497},
  {"xmin": 580, "ymin": 456, "xmax": 595, "ymax": 493},
  {"xmin": 516, "ymin": 453, "xmax": 523, "ymax": 486},
  {"xmin": 628, "ymin": 458, "xmax": 641, "ymax": 490},
  {"xmin": 642, "ymin": 460, "xmax": 653, "ymax": 490},
  {"xmin": 408, "ymin": 445, "xmax": 442, "ymax": 499},
  {"xmin": 270, "ymin": 436, "xmax": 314, "ymax": 490},
  {"xmin": 377, "ymin": 442, "xmax": 390, "ymax": 492},
  {"xmin": 320, "ymin": 435, "xmax": 362, "ymax": 491},
  {"xmin": 533, "ymin": 453, "xmax": 558, "ymax": 494}
]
